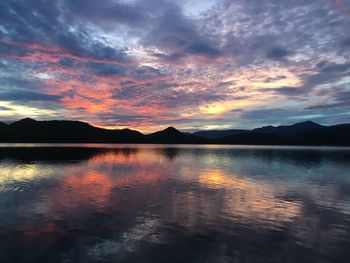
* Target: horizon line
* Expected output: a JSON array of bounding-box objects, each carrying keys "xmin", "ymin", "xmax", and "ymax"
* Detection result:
[{"xmin": 1, "ymin": 117, "xmax": 342, "ymax": 134}]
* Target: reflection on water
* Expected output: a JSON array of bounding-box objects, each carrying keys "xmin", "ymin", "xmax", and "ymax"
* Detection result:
[{"xmin": 0, "ymin": 145, "xmax": 350, "ymax": 262}]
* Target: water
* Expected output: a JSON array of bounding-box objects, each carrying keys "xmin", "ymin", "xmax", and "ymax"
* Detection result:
[{"xmin": 0, "ymin": 144, "xmax": 350, "ymax": 263}]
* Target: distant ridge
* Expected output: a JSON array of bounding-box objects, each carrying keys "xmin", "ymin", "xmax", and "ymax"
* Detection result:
[
  {"xmin": 252, "ymin": 121, "xmax": 323, "ymax": 135},
  {"xmin": 151, "ymin": 126, "xmax": 183, "ymax": 136},
  {"xmin": 10, "ymin": 117, "xmax": 37, "ymax": 126},
  {"xmin": 1, "ymin": 118, "xmax": 144, "ymax": 143},
  {"xmin": 0, "ymin": 121, "xmax": 7, "ymax": 128},
  {"xmin": 148, "ymin": 126, "xmax": 205, "ymax": 144},
  {"xmin": 0, "ymin": 118, "xmax": 349, "ymax": 145},
  {"xmin": 193, "ymin": 129, "xmax": 248, "ymax": 139}
]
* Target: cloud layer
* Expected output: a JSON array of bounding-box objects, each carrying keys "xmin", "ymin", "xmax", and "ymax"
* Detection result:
[{"xmin": 0, "ymin": 0, "xmax": 349, "ymax": 131}]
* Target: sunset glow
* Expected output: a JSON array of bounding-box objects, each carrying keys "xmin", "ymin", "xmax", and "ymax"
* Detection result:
[{"xmin": 1, "ymin": 0, "xmax": 349, "ymax": 131}]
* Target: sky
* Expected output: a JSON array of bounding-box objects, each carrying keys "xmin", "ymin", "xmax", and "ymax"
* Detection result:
[{"xmin": 0, "ymin": 0, "xmax": 349, "ymax": 132}]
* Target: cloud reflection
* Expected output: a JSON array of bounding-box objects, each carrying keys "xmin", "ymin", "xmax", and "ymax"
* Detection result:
[{"xmin": 0, "ymin": 146, "xmax": 350, "ymax": 262}]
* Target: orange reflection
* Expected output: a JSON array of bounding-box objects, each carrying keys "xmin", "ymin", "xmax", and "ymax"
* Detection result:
[
  {"xmin": 4, "ymin": 150, "xmax": 303, "ymax": 246},
  {"xmin": 43, "ymin": 150, "xmax": 170, "ymax": 217},
  {"xmin": 198, "ymin": 169, "xmax": 301, "ymax": 225},
  {"xmin": 199, "ymin": 169, "xmax": 227, "ymax": 189}
]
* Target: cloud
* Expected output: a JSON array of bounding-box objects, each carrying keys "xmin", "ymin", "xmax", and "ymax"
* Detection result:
[
  {"xmin": 0, "ymin": 0, "xmax": 130, "ymax": 63},
  {"xmin": 0, "ymin": 41, "xmax": 30, "ymax": 56},
  {"xmin": 266, "ymin": 47, "xmax": 289, "ymax": 60},
  {"xmin": 305, "ymin": 101, "xmax": 350, "ymax": 110},
  {"xmin": 64, "ymin": 0, "xmax": 147, "ymax": 26},
  {"xmin": 0, "ymin": 76, "xmax": 44, "ymax": 90},
  {"xmin": 341, "ymin": 37, "xmax": 350, "ymax": 47},
  {"xmin": 86, "ymin": 62, "xmax": 127, "ymax": 76},
  {"xmin": 264, "ymin": 75, "xmax": 287, "ymax": 83},
  {"xmin": 0, "ymin": 0, "xmax": 350, "ymax": 130},
  {"xmin": 0, "ymin": 90, "xmax": 62, "ymax": 102},
  {"xmin": 141, "ymin": 1, "xmax": 222, "ymax": 62},
  {"xmin": 0, "ymin": 106, "xmax": 11, "ymax": 111},
  {"xmin": 272, "ymin": 61, "xmax": 350, "ymax": 96},
  {"xmin": 305, "ymin": 89, "xmax": 350, "ymax": 110}
]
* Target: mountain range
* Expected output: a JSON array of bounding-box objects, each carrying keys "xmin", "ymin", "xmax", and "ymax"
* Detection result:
[{"xmin": 0, "ymin": 118, "xmax": 349, "ymax": 146}]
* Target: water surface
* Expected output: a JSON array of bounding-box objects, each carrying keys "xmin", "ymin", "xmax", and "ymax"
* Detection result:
[{"xmin": 0, "ymin": 144, "xmax": 350, "ymax": 262}]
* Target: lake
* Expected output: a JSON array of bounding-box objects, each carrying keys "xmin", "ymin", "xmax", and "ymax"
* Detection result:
[{"xmin": 0, "ymin": 144, "xmax": 350, "ymax": 263}]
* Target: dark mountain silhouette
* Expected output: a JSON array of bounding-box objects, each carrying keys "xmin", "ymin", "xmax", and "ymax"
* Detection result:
[
  {"xmin": 147, "ymin": 127, "xmax": 205, "ymax": 144},
  {"xmin": 1, "ymin": 118, "xmax": 144, "ymax": 143},
  {"xmin": 0, "ymin": 121, "xmax": 8, "ymax": 127},
  {"xmin": 217, "ymin": 122, "xmax": 350, "ymax": 146},
  {"xmin": 252, "ymin": 121, "xmax": 324, "ymax": 135},
  {"xmin": 10, "ymin": 117, "xmax": 37, "ymax": 127},
  {"xmin": 193, "ymin": 129, "xmax": 248, "ymax": 139},
  {"xmin": 216, "ymin": 132, "xmax": 288, "ymax": 145},
  {"xmin": 0, "ymin": 118, "xmax": 349, "ymax": 145},
  {"xmin": 298, "ymin": 124, "xmax": 350, "ymax": 145}
]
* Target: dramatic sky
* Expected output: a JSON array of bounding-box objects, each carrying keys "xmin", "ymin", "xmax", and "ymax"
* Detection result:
[{"xmin": 0, "ymin": 0, "xmax": 349, "ymax": 132}]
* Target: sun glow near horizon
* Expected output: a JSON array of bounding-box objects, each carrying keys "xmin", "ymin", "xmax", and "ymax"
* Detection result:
[{"xmin": 0, "ymin": 0, "xmax": 349, "ymax": 129}]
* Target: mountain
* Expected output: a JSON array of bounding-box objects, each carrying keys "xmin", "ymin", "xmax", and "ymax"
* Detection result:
[
  {"xmin": 10, "ymin": 117, "xmax": 37, "ymax": 127},
  {"xmin": 217, "ymin": 122, "xmax": 350, "ymax": 146},
  {"xmin": 298, "ymin": 123, "xmax": 350, "ymax": 146},
  {"xmin": 192, "ymin": 129, "xmax": 248, "ymax": 139},
  {"xmin": 0, "ymin": 119, "xmax": 202, "ymax": 144},
  {"xmin": 1, "ymin": 118, "xmax": 145, "ymax": 143},
  {"xmin": 217, "ymin": 132, "xmax": 288, "ymax": 145},
  {"xmin": 147, "ymin": 127, "xmax": 204, "ymax": 144},
  {"xmin": 252, "ymin": 121, "xmax": 324, "ymax": 135},
  {"xmin": 0, "ymin": 118, "xmax": 349, "ymax": 145},
  {"xmin": 193, "ymin": 121, "xmax": 323, "ymax": 139},
  {"xmin": 0, "ymin": 121, "xmax": 8, "ymax": 128}
]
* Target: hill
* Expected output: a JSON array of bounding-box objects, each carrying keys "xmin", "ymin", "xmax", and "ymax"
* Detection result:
[
  {"xmin": 147, "ymin": 127, "xmax": 205, "ymax": 144},
  {"xmin": 192, "ymin": 129, "xmax": 248, "ymax": 139},
  {"xmin": 1, "ymin": 118, "xmax": 144, "ymax": 143},
  {"xmin": 0, "ymin": 121, "xmax": 7, "ymax": 128},
  {"xmin": 217, "ymin": 122, "xmax": 350, "ymax": 146},
  {"xmin": 0, "ymin": 119, "xmax": 203, "ymax": 144},
  {"xmin": 252, "ymin": 121, "xmax": 324, "ymax": 135},
  {"xmin": 0, "ymin": 119, "xmax": 349, "ymax": 146}
]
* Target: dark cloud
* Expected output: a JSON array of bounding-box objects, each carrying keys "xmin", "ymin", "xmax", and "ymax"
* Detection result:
[
  {"xmin": 143, "ymin": 3, "xmax": 221, "ymax": 61},
  {"xmin": 272, "ymin": 61, "xmax": 350, "ymax": 97},
  {"xmin": 64, "ymin": 0, "xmax": 146, "ymax": 26},
  {"xmin": 131, "ymin": 67, "xmax": 163, "ymax": 80},
  {"xmin": 59, "ymin": 58, "xmax": 75, "ymax": 67},
  {"xmin": 272, "ymin": 86, "xmax": 304, "ymax": 96},
  {"xmin": 58, "ymin": 58, "xmax": 128, "ymax": 76},
  {"xmin": 1, "ymin": 0, "xmax": 221, "ymax": 64},
  {"xmin": 264, "ymin": 75, "xmax": 287, "ymax": 83},
  {"xmin": 0, "ymin": 41, "xmax": 29, "ymax": 56},
  {"xmin": 266, "ymin": 47, "xmax": 289, "ymax": 60},
  {"xmin": 319, "ymin": 62, "xmax": 350, "ymax": 73},
  {"xmin": 87, "ymin": 62, "xmax": 127, "ymax": 76},
  {"xmin": 0, "ymin": 106, "xmax": 11, "ymax": 111},
  {"xmin": 306, "ymin": 88, "xmax": 350, "ymax": 110},
  {"xmin": 0, "ymin": 76, "xmax": 44, "ymax": 90},
  {"xmin": 0, "ymin": 0, "xmax": 130, "ymax": 62},
  {"xmin": 0, "ymin": 0, "xmax": 60, "ymax": 41},
  {"xmin": 341, "ymin": 37, "xmax": 350, "ymax": 47},
  {"xmin": 305, "ymin": 101, "xmax": 350, "ymax": 110},
  {"xmin": 55, "ymin": 31, "xmax": 129, "ymax": 62},
  {"xmin": 186, "ymin": 43, "xmax": 222, "ymax": 58},
  {"xmin": 0, "ymin": 90, "xmax": 62, "ymax": 102},
  {"xmin": 333, "ymin": 90, "xmax": 350, "ymax": 102}
]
